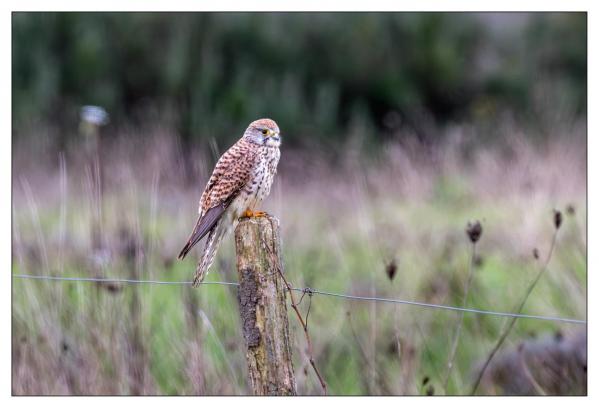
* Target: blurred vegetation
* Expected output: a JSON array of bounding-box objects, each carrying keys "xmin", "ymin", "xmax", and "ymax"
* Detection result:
[
  {"xmin": 12, "ymin": 132, "xmax": 586, "ymax": 395},
  {"xmin": 12, "ymin": 12, "xmax": 586, "ymax": 150}
]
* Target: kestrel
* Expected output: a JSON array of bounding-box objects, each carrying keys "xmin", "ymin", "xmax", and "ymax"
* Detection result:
[{"xmin": 178, "ymin": 118, "xmax": 282, "ymax": 287}]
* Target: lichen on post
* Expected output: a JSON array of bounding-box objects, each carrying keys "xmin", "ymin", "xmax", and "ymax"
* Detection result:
[{"xmin": 234, "ymin": 215, "xmax": 297, "ymax": 396}]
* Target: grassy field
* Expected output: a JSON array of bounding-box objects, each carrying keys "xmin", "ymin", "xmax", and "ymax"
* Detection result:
[{"xmin": 11, "ymin": 125, "xmax": 586, "ymax": 395}]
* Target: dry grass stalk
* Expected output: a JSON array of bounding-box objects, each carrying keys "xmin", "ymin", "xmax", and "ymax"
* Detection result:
[
  {"xmin": 471, "ymin": 211, "xmax": 562, "ymax": 394},
  {"xmin": 443, "ymin": 220, "xmax": 483, "ymax": 393}
]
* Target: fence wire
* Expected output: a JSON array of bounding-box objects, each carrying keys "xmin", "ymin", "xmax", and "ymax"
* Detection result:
[{"xmin": 12, "ymin": 274, "xmax": 586, "ymax": 325}]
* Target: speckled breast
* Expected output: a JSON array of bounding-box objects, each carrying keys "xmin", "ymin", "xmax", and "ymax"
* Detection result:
[{"xmin": 245, "ymin": 146, "xmax": 280, "ymax": 208}]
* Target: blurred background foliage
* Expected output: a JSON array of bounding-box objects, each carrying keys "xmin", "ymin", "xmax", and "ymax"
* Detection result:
[{"xmin": 12, "ymin": 12, "xmax": 586, "ymax": 151}]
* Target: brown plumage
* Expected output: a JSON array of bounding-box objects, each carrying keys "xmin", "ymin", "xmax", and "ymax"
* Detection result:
[{"xmin": 178, "ymin": 118, "xmax": 282, "ymax": 287}]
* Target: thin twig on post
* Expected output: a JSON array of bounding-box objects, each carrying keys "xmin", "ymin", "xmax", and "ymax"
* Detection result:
[
  {"xmin": 251, "ymin": 217, "xmax": 328, "ymax": 395},
  {"xmin": 276, "ymin": 264, "xmax": 328, "ymax": 395},
  {"xmin": 234, "ymin": 216, "xmax": 297, "ymax": 396}
]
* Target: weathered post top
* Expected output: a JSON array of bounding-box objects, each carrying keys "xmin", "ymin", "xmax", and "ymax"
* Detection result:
[{"xmin": 234, "ymin": 215, "xmax": 297, "ymax": 396}]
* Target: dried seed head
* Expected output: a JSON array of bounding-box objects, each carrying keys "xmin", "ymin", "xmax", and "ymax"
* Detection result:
[
  {"xmin": 386, "ymin": 259, "xmax": 397, "ymax": 281},
  {"xmin": 474, "ymin": 254, "xmax": 484, "ymax": 267},
  {"xmin": 104, "ymin": 282, "xmax": 122, "ymax": 294},
  {"xmin": 422, "ymin": 376, "xmax": 430, "ymax": 386},
  {"xmin": 533, "ymin": 248, "xmax": 539, "ymax": 260},
  {"xmin": 466, "ymin": 220, "xmax": 483, "ymax": 243},
  {"xmin": 387, "ymin": 340, "xmax": 399, "ymax": 355},
  {"xmin": 553, "ymin": 209, "xmax": 563, "ymax": 230}
]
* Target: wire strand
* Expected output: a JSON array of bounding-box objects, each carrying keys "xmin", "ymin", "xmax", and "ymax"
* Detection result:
[
  {"xmin": 12, "ymin": 274, "xmax": 237, "ymax": 286},
  {"xmin": 12, "ymin": 274, "xmax": 586, "ymax": 325}
]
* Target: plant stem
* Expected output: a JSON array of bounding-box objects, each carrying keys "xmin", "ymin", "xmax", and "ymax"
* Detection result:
[
  {"xmin": 470, "ymin": 229, "xmax": 559, "ymax": 395},
  {"xmin": 443, "ymin": 242, "xmax": 477, "ymax": 394}
]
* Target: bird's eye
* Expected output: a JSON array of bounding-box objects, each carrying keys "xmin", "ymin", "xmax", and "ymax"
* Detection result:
[{"xmin": 261, "ymin": 129, "xmax": 268, "ymax": 135}]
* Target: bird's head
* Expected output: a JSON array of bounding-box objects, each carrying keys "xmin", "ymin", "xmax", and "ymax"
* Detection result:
[{"xmin": 244, "ymin": 118, "xmax": 281, "ymax": 147}]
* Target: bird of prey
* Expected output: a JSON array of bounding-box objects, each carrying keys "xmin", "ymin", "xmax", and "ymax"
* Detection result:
[{"xmin": 178, "ymin": 118, "xmax": 282, "ymax": 287}]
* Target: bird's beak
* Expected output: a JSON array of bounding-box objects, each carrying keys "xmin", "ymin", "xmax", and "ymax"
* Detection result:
[{"xmin": 271, "ymin": 132, "xmax": 280, "ymax": 141}]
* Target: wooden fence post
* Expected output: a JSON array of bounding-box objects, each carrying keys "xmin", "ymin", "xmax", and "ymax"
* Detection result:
[{"xmin": 234, "ymin": 215, "xmax": 297, "ymax": 396}]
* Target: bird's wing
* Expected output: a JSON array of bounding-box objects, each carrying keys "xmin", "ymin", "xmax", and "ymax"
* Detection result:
[
  {"xmin": 177, "ymin": 202, "xmax": 228, "ymax": 260},
  {"xmin": 178, "ymin": 139, "xmax": 256, "ymax": 259},
  {"xmin": 199, "ymin": 138, "xmax": 256, "ymax": 211}
]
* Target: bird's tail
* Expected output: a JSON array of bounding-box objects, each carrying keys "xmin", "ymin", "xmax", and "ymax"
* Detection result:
[{"xmin": 192, "ymin": 219, "xmax": 226, "ymax": 287}]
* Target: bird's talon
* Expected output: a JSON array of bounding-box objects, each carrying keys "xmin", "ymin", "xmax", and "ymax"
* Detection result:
[{"xmin": 243, "ymin": 210, "xmax": 268, "ymax": 218}]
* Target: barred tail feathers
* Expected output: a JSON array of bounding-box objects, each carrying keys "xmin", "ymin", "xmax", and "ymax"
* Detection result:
[{"xmin": 192, "ymin": 220, "xmax": 226, "ymax": 287}]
